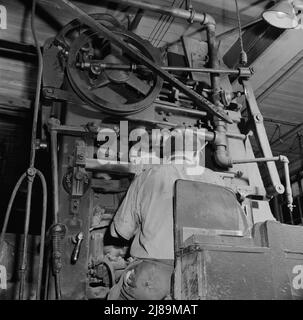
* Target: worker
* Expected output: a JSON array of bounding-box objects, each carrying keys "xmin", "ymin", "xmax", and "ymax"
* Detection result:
[{"xmin": 107, "ymin": 128, "xmax": 224, "ymax": 300}]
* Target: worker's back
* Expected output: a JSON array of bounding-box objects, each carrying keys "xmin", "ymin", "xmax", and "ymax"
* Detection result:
[{"xmin": 120, "ymin": 164, "xmax": 224, "ymax": 260}]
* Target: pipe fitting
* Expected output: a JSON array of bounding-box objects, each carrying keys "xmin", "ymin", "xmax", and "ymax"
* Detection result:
[
  {"xmin": 279, "ymin": 155, "xmax": 289, "ymax": 163},
  {"xmin": 214, "ymin": 148, "xmax": 233, "ymax": 168},
  {"xmin": 48, "ymin": 117, "xmax": 61, "ymax": 130},
  {"xmin": 214, "ymin": 128, "xmax": 227, "ymax": 147}
]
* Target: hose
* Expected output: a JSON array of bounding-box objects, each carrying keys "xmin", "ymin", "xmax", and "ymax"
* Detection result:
[
  {"xmin": 29, "ymin": 0, "xmax": 43, "ymax": 168},
  {"xmin": 36, "ymin": 170, "xmax": 48, "ymax": 300},
  {"xmin": 0, "ymin": 172, "xmax": 26, "ymax": 247},
  {"xmin": 0, "ymin": 0, "xmax": 48, "ymax": 300}
]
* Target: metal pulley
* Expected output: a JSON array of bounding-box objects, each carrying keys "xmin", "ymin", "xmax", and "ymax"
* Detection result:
[
  {"xmin": 66, "ymin": 26, "xmax": 164, "ymax": 115},
  {"xmin": 54, "ymin": 13, "xmax": 124, "ymax": 50}
]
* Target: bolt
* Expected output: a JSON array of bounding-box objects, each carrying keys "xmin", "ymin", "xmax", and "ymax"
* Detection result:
[
  {"xmin": 236, "ymin": 171, "xmax": 243, "ymax": 178},
  {"xmin": 255, "ymin": 114, "xmax": 263, "ymax": 122},
  {"xmin": 75, "ymin": 171, "xmax": 83, "ymax": 180}
]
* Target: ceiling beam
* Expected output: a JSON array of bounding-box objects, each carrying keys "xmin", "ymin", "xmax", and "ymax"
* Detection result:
[
  {"xmin": 256, "ymin": 50, "xmax": 303, "ymax": 102},
  {"xmin": 249, "ymin": 29, "xmax": 303, "ymax": 93}
]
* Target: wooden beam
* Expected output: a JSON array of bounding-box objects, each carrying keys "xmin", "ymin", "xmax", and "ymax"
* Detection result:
[{"xmin": 0, "ymin": 94, "xmax": 32, "ymax": 110}]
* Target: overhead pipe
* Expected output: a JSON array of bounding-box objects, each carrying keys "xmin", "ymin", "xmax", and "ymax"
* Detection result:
[
  {"xmin": 206, "ymin": 20, "xmax": 232, "ymax": 168},
  {"xmin": 107, "ymin": 0, "xmax": 216, "ymax": 26}
]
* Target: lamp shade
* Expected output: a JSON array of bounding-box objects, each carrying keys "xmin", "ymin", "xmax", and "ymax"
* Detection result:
[{"xmin": 262, "ymin": 0, "xmax": 298, "ymax": 29}]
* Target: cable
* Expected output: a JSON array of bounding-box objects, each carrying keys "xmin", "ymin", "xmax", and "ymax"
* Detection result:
[
  {"xmin": 154, "ymin": 0, "xmax": 185, "ymax": 48},
  {"xmin": 149, "ymin": 1, "xmax": 175, "ymax": 46},
  {"xmin": 36, "ymin": 170, "xmax": 47, "ymax": 300},
  {"xmin": 0, "ymin": 172, "xmax": 27, "ymax": 246},
  {"xmin": 29, "ymin": 0, "xmax": 43, "ymax": 168},
  {"xmin": 235, "ymin": 0, "xmax": 248, "ymax": 65},
  {"xmin": 0, "ymin": 0, "xmax": 48, "ymax": 300}
]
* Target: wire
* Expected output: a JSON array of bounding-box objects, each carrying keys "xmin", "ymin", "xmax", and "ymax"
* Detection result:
[
  {"xmin": 29, "ymin": 0, "xmax": 43, "ymax": 168},
  {"xmin": 235, "ymin": 0, "xmax": 248, "ymax": 65},
  {"xmin": 149, "ymin": 0, "xmax": 176, "ymax": 46},
  {"xmin": 154, "ymin": 0, "xmax": 185, "ymax": 48}
]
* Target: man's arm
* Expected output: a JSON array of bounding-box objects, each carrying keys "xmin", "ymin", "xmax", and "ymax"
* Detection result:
[
  {"xmin": 110, "ymin": 174, "xmax": 141, "ymax": 240},
  {"xmin": 110, "ymin": 223, "xmax": 121, "ymax": 239}
]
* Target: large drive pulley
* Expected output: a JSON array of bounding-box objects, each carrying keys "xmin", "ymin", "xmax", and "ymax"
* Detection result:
[
  {"xmin": 66, "ymin": 24, "xmax": 163, "ymax": 115},
  {"xmin": 55, "ymin": 13, "xmax": 123, "ymax": 49}
]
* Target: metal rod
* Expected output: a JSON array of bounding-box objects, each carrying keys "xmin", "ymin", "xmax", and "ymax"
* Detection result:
[
  {"xmin": 78, "ymin": 62, "xmax": 240, "ymax": 75},
  {"xmin": 155, "ymin": 103, "xmax": 207, "ymax": 117},
  {"xmin": 50, "ymin": 128, "xmax": 59, "ymax": 224},
  {"xmin": 164, "ymin": 66, "xmax": 239, "ymax": 74},
  {"xmin": 55, "ymin": 0, "xmax": 232, "ymax": 123},
  {"xmin": 232, "ymin": 156, "xmax": 280, "ymax": 164},
  {"xmin": 232, "ymin": 155, "xmax": 294, "ymax": 213},
  {"xmin": 226, "ymin": 132, "xmax": 246, "ymax": 140}
]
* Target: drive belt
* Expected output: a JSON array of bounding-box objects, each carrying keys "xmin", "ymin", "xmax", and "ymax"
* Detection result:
[{"xmin": 55, "ymin": 0, "xmax": 233, "ymax": 124}]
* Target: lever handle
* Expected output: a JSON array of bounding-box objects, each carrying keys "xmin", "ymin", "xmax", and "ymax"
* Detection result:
[{"xmin": 71, "ymin": 232, "xmax": 84, "ymax": 264}]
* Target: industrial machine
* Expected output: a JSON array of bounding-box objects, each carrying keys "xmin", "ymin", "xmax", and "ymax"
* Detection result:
[{"xmin": 0, "ymin": 0, "xmax": 303, "ymax": 300}]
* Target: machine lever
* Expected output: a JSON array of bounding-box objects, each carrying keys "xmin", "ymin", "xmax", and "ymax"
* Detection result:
[{"xmin": 71, "ymin": 232, "xmax": 84, "ymax": 264}]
